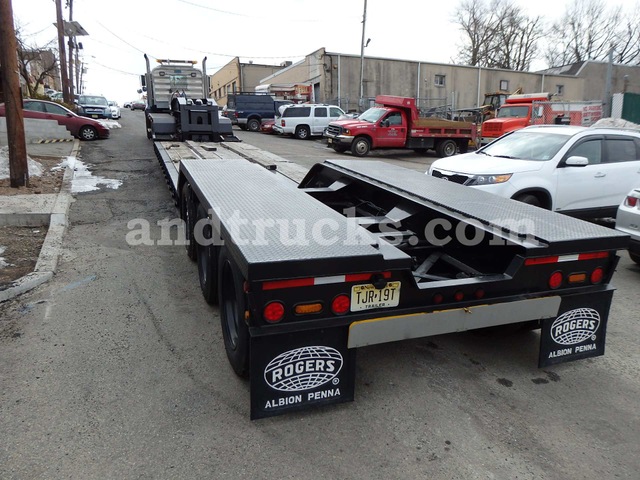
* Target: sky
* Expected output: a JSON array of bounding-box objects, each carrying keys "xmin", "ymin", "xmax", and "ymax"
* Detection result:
[{"xmin": 11, "ymin": 0, "xmax": 628, "ymax": 105}]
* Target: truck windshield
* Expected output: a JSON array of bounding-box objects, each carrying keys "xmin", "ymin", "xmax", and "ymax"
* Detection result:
[
  {"xmin": 497, "ymin": 106, "xmax": 530, "ymax": 118},
  {"xmin": 359, "ymin": 107, "xmax": 387, "ymax": 123},
  {"xmin": 482, "ymin": 131, "xmax": 570, "ymax": 161}
]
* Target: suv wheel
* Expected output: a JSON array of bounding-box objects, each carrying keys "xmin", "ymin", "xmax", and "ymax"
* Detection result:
[
  {"xmin": 295, "ymin": 125, "xmax": 310, "ymax": 140},
  {"xmin": 514, "ymin": 193, "xmax": 542, "ymax": 207}
]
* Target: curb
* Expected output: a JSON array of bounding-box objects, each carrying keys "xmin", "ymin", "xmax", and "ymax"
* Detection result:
[{"xmin": 0, "ymin": 139, "xmax": 79, "ymax": 303}]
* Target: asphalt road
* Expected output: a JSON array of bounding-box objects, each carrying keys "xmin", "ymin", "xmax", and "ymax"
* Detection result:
[{"xmin": 1, "ymin": 110, "xmax": 638, "ymax": 479}]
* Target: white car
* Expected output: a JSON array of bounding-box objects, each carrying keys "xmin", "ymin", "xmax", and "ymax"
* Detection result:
[
  {"xmin": 615, "ymin": 187, "xmax": 640, "ymax": 264},
  {"xmin": 428, "ymin": 125, "xmax": 640, "ymax": 219},
  {"xmin": 108, "ymin": 100, "xmax": 121, "ymax": 119},
  {"xmin": 274, "ymin": 104, "xmax": 345, "ymax": 139}
]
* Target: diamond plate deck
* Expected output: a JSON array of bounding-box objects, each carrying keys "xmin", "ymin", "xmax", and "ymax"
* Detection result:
[
  {"xmin": 181, "ymin": 160, "xmax": 410, "ymax": 281},
  {"xmin": 321, "ymin": 160, "xmax": 629, "ymax": 253}
]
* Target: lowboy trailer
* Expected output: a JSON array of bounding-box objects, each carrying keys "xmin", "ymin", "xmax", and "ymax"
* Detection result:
[{"xmin": 154, "ymin": 140, "xmax": 628, "ymax": 420}]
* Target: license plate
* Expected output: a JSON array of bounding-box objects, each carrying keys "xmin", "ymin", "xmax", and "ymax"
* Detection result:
[
  {"xmin": 351, "ymin": 282, "xmax": 400, "ymax": 312},
  {"xmin": 91, "ymin": 114, "xmax": 98, "ymax": 118},
  {"xmin": 327, "ymin": 138, "xmax": 333, "ymax": 144}
]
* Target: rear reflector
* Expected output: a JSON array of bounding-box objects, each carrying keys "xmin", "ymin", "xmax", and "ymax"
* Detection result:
[
  {"xmin": 568, "ymin": 273, "xmax": 587, "ymax": 284},
  {"xmin": 525, "ymin": 251, "xmax": 608, "ymax": 266},
  {"xmin": 263, "ymin": 272, "xmax": 392, "ymax": 291}
]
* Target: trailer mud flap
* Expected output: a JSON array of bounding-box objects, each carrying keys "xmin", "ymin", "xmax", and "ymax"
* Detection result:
[
  {"xmin": 539, "ymin": 287, "xmax": 614, "ymax": 367},
  {"xmin": 250, "ymin": 326, "xmax": 356, "ymax": 420}
]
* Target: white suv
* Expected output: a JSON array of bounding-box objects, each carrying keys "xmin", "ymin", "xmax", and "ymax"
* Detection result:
[
  {"xmin": 275, "ymin": 104, "xmax": 345, "ymax": 139},
  {"xmin": 428, "ymin": 125, "xmax": 640, "ymax": 219}
]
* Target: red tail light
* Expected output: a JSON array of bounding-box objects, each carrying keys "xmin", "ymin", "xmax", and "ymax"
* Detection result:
[
  {"xmin": 625, "ymin": 196, "xmax": 638, "ymax": 207},
  {"xmin": 264, "ymin": 301, "xmax": 285, "ymax": 323},
  {"xmin": 454, "ymin": 291, "xmax": 464, "ymax": 302},
  {"xmin": 331, "ymin": 295, "xmax": 350, "ymax": 315},
  {"xmin": 549, "ymin": 271, "xmax": 563, "ymax": 289},
  {"xmin": 591, "ymin": 267, "xmax": 604, "ymax": 284},
  {"xmin": 432, "ymin": 293, "xmax": 444, "ymax": 304}
]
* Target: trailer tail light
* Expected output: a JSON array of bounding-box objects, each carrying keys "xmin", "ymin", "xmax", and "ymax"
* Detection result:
[
  {"xmin": 263, "ymin": 301, "xmax": 285, "ymax": 323},
  {"xmin": 454, "ymin": 291, "xmax": 464, "ymax": 302},
  {"xmin": 295, "ymin": 303, "xmax": 323, "ymax": 315},
  {"xmin": 331, "ymin": 295, "xmax": 350, "ymax": 315},
  {"xmin": 549, "ymin": 271, "xmax": 563, "ymax": 289},
  {"xmin": 591, "ymin": 267, "xmax": 604, "ymax": 284},
  {"xmin": 432, "ymin": 293, "xmax": 444, "ymax": 304},
  {"xmin": 474, "ymin": 288, "xmax": 485, "ymax": 299}
]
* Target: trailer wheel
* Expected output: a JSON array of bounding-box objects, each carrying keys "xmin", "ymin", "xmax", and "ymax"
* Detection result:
[
  {"xmin": 436, "ymin": 139, "xmax": 457, "ymax": 157},
  {"xmin": 181, "ymin": 183, "xmax": 198, "ymax": 261},
  {"xmin": 351, "ymin": 137, "xmax": 371, "ymax": 157},
  {"xmin": 630, "ymin": 252, "xmax": 640, "ymax": 265},
  {"xmin": 196, "ymin": 203, "xmax": 219, "ymax": 305},
  {"xmin": 295, "ymin": 125, "xmax": 311, "ymax": 140},
  {"xmin": 332, "ymin": 145, "xmax": 348, "ymax": 153},
  {"xmin": 218, "ymin": 247, "xmax": 249, "ymax": 377},
  {"xmin": 247, "ymin": 118, "xmax": 261, "ymax": 132}
]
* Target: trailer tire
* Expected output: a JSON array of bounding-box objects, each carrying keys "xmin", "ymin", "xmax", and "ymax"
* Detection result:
[
  {"xmin": 247, "ymin": 118, "xmax": 261, "ymax": 132},
  {"xmin": 295, "ymin": 125, "xmax": 311, "ymax": 140},
  {"xmin": 196, "ymin": 203, "xmax": 219, "ymax": 305},
  {"xmin": 218, "ymin": 247, "xmax": 250, "ymax": 377},
  {"xmin": 629, "ymin": 252, "xmax": 640, "ymax": 265},
  {"xmin": 436, "ymin": 139, "xmax": 457, "ymax": 157},
  {"xmin": 181, "ymin": 183, "xmax": 198, "ymax": 261},
  {"xmin": 351, "ymin": 136, "xmax": 371, "ymax": 157}
]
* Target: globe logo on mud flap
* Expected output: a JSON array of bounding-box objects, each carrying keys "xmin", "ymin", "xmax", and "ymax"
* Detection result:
[
  {"xmin": 264, "ymin": 346, "xmax": 343, "ymax": 392},
  {"xmin": 550, "ymin": 308, "xmax": 600, "ymax": 345}
]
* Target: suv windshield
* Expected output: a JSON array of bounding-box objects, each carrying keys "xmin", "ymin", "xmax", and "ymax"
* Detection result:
[
  {"xmin": 78, "ymin": 95, "xmax": 109, "ymax": 106},
  {"xmin": 481, "ymin": 130, "xmax": 571, "ymax": 161}
]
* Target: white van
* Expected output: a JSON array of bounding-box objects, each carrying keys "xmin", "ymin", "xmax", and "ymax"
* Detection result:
[{"xmin": 275, "ymin": 104, "xmax": 345, "ymax": 139}]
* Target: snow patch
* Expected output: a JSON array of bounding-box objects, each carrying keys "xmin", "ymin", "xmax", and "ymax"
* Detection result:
[
  {"xmin": 56, "ymin": 156, "xmax": 122, "ymax": 193},
  {"xmin": 592, "ymin": 118, "xmax": 640, "ymax": 130},
  {"xmin": 0, "ymin": 245, "xmax": 13, "ymax": 269},
  {"xmin": 99, "ymin": 120, "xmax": 122, "ymax": 129},
  {"xmin": 0, "ymin": 146, "xmax": 44, "ymax": 180}
]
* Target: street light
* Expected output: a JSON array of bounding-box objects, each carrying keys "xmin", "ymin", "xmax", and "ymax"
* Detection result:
[{"xmin": 358, "ymin": 0, "xmax": 368, "ymax": 109}]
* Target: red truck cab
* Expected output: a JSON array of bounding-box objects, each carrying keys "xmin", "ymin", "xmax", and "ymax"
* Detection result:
[
  {"xmin": 325, "ymin": 95, "xmax": 475, "ymax": 157},
  {"xmin": 480, "ymin": 93, "xmax": 552, "ymax": 145}
]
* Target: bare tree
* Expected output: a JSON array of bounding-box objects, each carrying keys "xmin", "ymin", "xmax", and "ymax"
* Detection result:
[
  {"xmin": 15, "ymin": 27, "xmax": 59, "ymax": 97},
  {"xmin": 613, "ymin": 4, "xmax": 640, "ymax": 65},
  {"xmin": 544, "ymin": 0, "xmax": 622, "ymax": 66},
  {"xmin": 454, "ymin": 0, "xmax": 543, "ymax": 71}
]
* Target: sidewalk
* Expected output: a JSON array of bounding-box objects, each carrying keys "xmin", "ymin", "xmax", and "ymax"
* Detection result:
[{"xmin": 0, "ymin": 139, "xmax": 77, "ymax": 302}]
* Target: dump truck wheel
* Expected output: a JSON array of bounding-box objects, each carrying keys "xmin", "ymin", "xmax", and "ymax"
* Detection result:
[
  {"xmin": 196, "ymin": 203, "xmax": 220, "ymax": 305},
  {"xmin": 351, "ymin": 137, "xmax": 370, "ymax": 157},
  {"xmin": 218, "ymin": 247, "xmax": 250, "ymax": 377},
  {"xmin": 436, "ymin": 139, "xmax": 457, "ymax": 157},
  {"xmin": 181, "ymin": 183, "xmax": 198, "ymax": 261}
]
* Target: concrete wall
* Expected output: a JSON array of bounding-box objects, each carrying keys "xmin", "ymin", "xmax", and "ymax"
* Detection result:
[{"xmin": 0, "ymin": 118, "xmax": 73, "ymax": 144}]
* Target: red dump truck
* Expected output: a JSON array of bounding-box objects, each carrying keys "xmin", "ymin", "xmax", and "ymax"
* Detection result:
[
  {"xmin": 480, "ymin": 93, "xmax": 603, "ymax": 145},
  {"xmin": 324, "ymin": 95, "xmax": 476, "ymax": 157}
]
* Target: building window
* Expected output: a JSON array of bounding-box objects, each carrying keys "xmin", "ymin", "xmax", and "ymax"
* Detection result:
[
  {"xmin": 232, "ymin": 81, "xmax": 236, "ymax": 93},
  {"xmin": 500, "ymin": 80, "xmax": 509, "ymax": 91},
  {"xmin": 226, "ymin": 85, "xmax": 231, "ymax": 94},
  {"xmin": 434, "ymin": 74, "xmax": 445, "ymax": 87},
  {"xmin": 556, "ymin": 85, "xmax": 564, "ymax": 96}
]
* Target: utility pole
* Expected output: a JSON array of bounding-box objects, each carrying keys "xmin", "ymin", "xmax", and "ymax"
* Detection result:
[
  {"xmin": 55, "ymin": 0, "xmax": 70, "ymax": 103},
  {"xmin": 67, "ymin": 0, "xmax": 74, "ymax": 97},
  {"xmin": 358, "ymin": 0, "xmax": 367, "ymax": 109},
  {"xmin": 0, "ymin": 0, "xmax": 29, "ymax": 187}
]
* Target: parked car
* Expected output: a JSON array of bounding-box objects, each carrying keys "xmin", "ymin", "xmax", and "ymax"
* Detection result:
[
  {"xmin": 108, "ymin": 101, "xmax": 121, "ymax": 119},
  {"xmin": 427, "ymin": 125, "xmax": 640, "ymax": 219},
  {"xmin": 274, "ymin": 104, "xmax": 345, "ymax": 139},
  {"xmin": 615, "ymin": 187, "xmax": 640, "ymax": 264},
  {"xmin": 130, "ymin": 99, "xmax": 146, "ymax": 111},
  {"xmin": 0, "ymin": 99, "xmax": 110, "ymax": 141},
  {"xmin": 75, "ymin": 94, "xmax": 111, "ymax": 119},
  {"xmin": 123, "ymin": 101, "xmax": 132, "ymax": 109},
  {"xmin": 226, "ymin": 94, "xmax": 292, "ymax": 132}
]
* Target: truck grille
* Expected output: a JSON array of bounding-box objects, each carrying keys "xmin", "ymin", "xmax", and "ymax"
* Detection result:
[
  {"xmin": 326, "ymin": 125, "xmax": 342, "ymax": 136},
  {"xmin": 431, "ymin": 169, "xmax": 470, "ymax": 185},
  {"xmin": 482, "ymin": 123, "xmax": 502, "ymax": 134}
]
